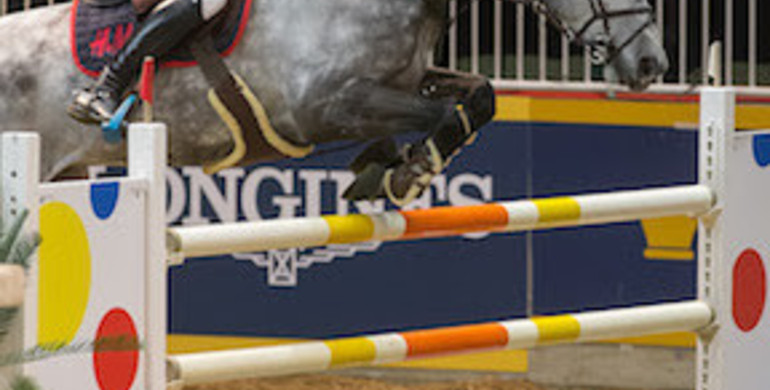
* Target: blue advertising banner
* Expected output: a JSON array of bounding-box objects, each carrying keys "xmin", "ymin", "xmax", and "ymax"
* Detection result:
[
  {"xmin": 158, "ymin": 121, "xmax": 697, "ymax": 339},
  {"xmin": 529, "ymin": 122, "xmax": 698, "ymax": 314}
]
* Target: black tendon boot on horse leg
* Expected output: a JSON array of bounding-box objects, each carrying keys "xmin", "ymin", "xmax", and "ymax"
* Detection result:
[
  {"xmin": 68, "ymin": 0, "xmax": 226, "ymax": 124},
  {"xmin": 382, "ymin": 69, "xmax": 496, "ymax": 206}
]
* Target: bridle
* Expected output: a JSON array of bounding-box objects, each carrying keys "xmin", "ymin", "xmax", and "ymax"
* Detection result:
[{"xmin": 504, "ymin": 0, "xmax": 655, "ymax": 66}]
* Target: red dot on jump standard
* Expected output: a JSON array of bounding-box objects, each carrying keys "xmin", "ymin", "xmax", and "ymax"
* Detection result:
[
  {"xmin": 733, "ymin": 249, "xmax": 767, "ymax": 333},
  {"xmin": 93, "ymin": 308, "xmax": 140, "ymax": 390}
]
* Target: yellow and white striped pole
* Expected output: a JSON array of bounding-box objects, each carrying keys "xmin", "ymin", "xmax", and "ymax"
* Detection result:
[
  {"xmin": 167, "ymin": 300, "xmax": 713, "ymax": 386},
  {"xmin": 168, "ymin": 185, "xmax": 714, "ymax": 260}
]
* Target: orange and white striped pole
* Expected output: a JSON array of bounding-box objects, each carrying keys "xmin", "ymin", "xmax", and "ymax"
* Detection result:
[
  {"xmin": 167, "ymin": 300, "xmax": 712, "ymax": 386},
  {"xmin": 168, "ymin": 185, "xmax": 714, "ymax": 260}
]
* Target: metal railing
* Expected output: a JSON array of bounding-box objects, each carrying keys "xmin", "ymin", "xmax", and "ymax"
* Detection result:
[
  {"xmin": 0, "ymin": 0, "xmax": 57, "ymax": 16},
  {"xmin": 3, "ymin": 0, "xmax": 769, "ymax": 96},
  {"xmin": 442, "ymin": 0, "xmax": 770, "ymax": 96}
]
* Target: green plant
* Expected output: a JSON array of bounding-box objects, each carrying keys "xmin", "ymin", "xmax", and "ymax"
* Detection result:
[{"xmin": 0, "ymin": 209, "xmax": 41, "ymax": 390}]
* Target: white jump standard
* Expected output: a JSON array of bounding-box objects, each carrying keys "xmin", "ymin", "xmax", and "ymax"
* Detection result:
[
  {"xmin": 0, "ymin": 126, "xmax": 167, "ymax": 390},
  {"xmin": 2, "ymin": 88, "xmax": 768, "ymax": 390}
]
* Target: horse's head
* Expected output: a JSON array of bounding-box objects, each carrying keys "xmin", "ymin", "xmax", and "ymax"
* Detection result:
[{"xmin": 539, "ymin": 0, "xmax": 668, "ymax": 91}]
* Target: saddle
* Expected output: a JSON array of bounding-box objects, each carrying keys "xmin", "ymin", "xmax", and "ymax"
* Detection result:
[
  {"xmin": 71, "ymin": 0, "xmax": 250, "ymax": 77},
  {"xmin": 71, "ymin": 0, "xmax": 312, "ymax": 172}
]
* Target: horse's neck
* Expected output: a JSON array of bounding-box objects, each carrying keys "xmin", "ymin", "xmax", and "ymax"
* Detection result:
[{"xmin": 539, "ymin": 0, "xmax": 592, "ymax": 29}]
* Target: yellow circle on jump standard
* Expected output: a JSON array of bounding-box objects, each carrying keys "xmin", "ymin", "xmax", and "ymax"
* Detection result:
[{"xmin": 38, "ymin": 202, "xmax": 92, "ymax": 350}]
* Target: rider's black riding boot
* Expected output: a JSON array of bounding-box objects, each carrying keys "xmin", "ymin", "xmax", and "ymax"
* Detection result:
[{"xmin": 68, "ymin": 0, "xmax": 205, "ymax": 124}]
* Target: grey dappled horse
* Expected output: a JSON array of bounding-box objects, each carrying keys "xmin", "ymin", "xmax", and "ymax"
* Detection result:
[{"xmin": 0, "ymin": 0, "xmax": 667, "ymax": 205}]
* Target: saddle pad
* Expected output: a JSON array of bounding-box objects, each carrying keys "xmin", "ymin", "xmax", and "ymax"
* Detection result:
[{"xmin": 71, "ymin": 0, "xmax": 252, "ymax": 77}]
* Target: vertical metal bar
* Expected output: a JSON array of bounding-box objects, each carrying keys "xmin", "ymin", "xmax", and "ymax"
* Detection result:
[
  {"xmin": 1, "ymin": 0, "xmax": 6, "ymax": 16},
  {"xmin": 23, "ymin": 0, "xmax": 30, "ymax": 11},
  {"xmin": 679, "ymin": 0, "xmax": 688, "ymax": 84},
  {"xmin": 538, "ymin": 13, "xmax": 547, "ymax": 81},
  {"xmin": 449, "ymin": 0, "xmax": 458, "ymax": 71},
  {"xmin": 725, "ymin": 0, "xmax": 734, "ymax": 85},
  {"xmin": 494, "ymin": 0, "xmax": 503, "ymax": 79},
  {"xmin": 525, "ymin": 124, "xmax": 534, "ymax": 318},
  {"xmin": 584, "ymin": 47, "xmax": 591, "ymax": 83},
  {"xmin": 516, "ymin": 2, "xmax": 525, "ymax": 80},
  {"xmin": 702, "ymin": 0, "xmax": 711, "ymax": 85},
  {"xmin": 561, "ymin": 35, "xmax": 570, "ymax": 81},
  {"xmin": 696, "ymin": 87, "xmax": 732, "ymax": 390},
  {"xmin": 471, "ymin": 0, "xmax": 480, "ymax": 74},
  {"xmin": 128, "ymin": 124, "xmax": 168, "ymax": 390},
  {"xmin": 656, "ymin": 0, "xmax": 664, "ymax": 84},
  {"xmin": 748, "ymin": 0, "xmax": 757, "ymax": 86}
]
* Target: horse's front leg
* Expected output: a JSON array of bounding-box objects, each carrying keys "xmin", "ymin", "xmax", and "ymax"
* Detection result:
[
  {"xmin": 378, "ymin": 68, "xmax": 495, "ymax": 206},
  {"xmin": 419, "ymin": 67, "xmax": 496, "ymax": 132},
  {"xmin": 340, "ymin": 70, "xmax": 495, "ymax": 206}
]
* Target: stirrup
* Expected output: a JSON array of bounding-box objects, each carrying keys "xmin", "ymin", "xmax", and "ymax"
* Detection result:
[
  {"xmin": 68, "ymin": 89, "xmax": 116, "ymax": 125},
  {"xmin": 102, "ymin": 94, "xmax": 138, "ymax": 144},
  {"xmin": 68, "ymin": 90, "xmax": 138, "ymax": 144}
]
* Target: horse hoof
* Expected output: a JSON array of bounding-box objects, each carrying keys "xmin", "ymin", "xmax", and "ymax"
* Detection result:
[
  {"xmin": 349, "ymin": 138, "xmax": 400, "ymax": 174},
  {"xmin": 343, "ymin": 163, "xmax": 387, "ymax": 201},
  {"xmin": 383, "ymin": 167, "xmax": 431, "ymax": 208},
  {"xmin": 382, "ymin": 142, "xmax": 442, "ymax": 207}
]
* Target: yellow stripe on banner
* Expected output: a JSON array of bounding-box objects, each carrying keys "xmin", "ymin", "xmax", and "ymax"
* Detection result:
[
  {"xmin": 167, "ymin": 334, "xmax": 302, "ymax": 354},
  {"xmin": 533, "ymin": 198, "xmax": 581, "ymax": 223},
  {"xmin": 324, "ymin": 215, "xmax": 375, "ymax": 244},
  {"xmin": 497, "ymin": 96, "xmax": 698, "ymax": 128},
  {"xmin": 601, "ymin": 332, "xmax": 697, "ymax": 348},
  {"xmin": 495, "ymin": 95, "xmax": 770, "ymax": 130},
  {"xmin": 325, "ymin": 337, "xmax": 378, "ymax": 367},
  {"xmin": 496, "ymin": 96, "xmax": 533, "ymax": 123},
  {"xmin": 533, "ymin": 315, "xmax": 581, "ymax": 344}
]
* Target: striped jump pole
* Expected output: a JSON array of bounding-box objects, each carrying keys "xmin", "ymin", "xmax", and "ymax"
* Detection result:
[
  {"xmin": 167, "ymin": 301, "xmax": 713, "ymax": 386},
  {"xmin": 168, "ymin": 185, "xmax": 714, "ymax": 259},
  {"xmin": 0, "ymin": 265, "xmax": 24, "ymax": 308}
]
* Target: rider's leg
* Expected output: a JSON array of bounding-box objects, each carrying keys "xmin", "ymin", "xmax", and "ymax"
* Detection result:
[{"xmin": 68, "ymin": 0, "xmax": 227, "ymax": 124}]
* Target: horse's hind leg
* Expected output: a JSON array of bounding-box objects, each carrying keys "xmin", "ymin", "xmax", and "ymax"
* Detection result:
[{"xmin": 344, "ymin": 69, "xmax": 495, "ymax": 206}]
